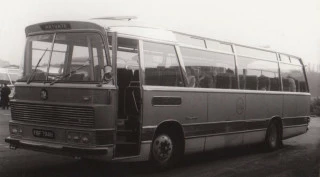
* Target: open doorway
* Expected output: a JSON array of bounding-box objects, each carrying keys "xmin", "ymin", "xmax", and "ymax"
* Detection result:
[{"xmin": 115, "ymin": 37, "xmax": 141, "ymax": 157}]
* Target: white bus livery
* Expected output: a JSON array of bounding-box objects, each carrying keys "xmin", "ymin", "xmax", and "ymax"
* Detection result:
[{"xmin": 6, "ymin": 17, "xmax": 310, "ymax": 167}]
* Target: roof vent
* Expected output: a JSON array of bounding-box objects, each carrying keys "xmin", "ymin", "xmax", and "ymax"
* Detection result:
[{"xmin": 91, "ymin": 16, "xmax": 137, "ymax": 21}]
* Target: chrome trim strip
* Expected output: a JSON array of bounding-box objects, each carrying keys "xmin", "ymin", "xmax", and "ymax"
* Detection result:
[
  {"xmin": 11, "ymin": 100, "xmax": 109, "ymax": 107},
  {"xmin": 283, "ymin": 124, "xmax": 308, "ymax": 128},
  {"xmin": 277, "ymin": 53, "xmax": 284, "ymax": 91},
  {"xmin": 282, "ymin": 116, "xmax": 309, "ymax": 119},
  {"xmin": 27, "ymin": 29, "xmax": 105, "ymax": 37},
  {"xmin": 182, "ymin": 118, "xmax": 269, "ymax": 126},
  {"xmin": 142, "ymin": 116, "xmax": 306, "ymax": 128},
  {"xmin": 20, "ymin": 140, "xmax": 63, "ymax": 149},
  {"xmin": 232, "ymin": 44, "xmax": 240, "ymax": 89},
  {"xmin": 178, "ymin": 44, "xmax": 234, "ymax": 55},
  {"xmin": 10, "ymin": 121, "xmax": 115, "ymax": 132},
  {"xmin": 142, "ymin": 85, "xmax": 310, "ymax": 95},
  {"xmin": 236, "ymin": 54, "xmax": 279, "ymax": 63},
  {"xmin": 279, "ymin": 61, "xmax": 304, "ymax": 67},
  {"xmin": 115, "ymin": 32, "xmax": 177, "ymax": 44},
  {"xmin": 142, "ymin": 126, "xmax": 157, "ymax": 129},
  {"xmin": 15, "ymin": 82, "xmax": 117, "ymax": 89},
  {"xmin": 141, "ymin": 141, "xmax": 152, "ymax": 144},
  {"xmin": 185, "ymin": 128, "xmax": 267, "ymax": 139},
  {"xmin": 46, "ymin": 33, "xmax": 56, "ymax": 80},
  {"xmin": 171, "ymin": 30, "xmax": 302, "ymax": 60},
  {"xmin": 112, "ymin": 155, "xmax": 141, "ymax": 161},
  {"xmin": 152, "ymin": 105, "xmax": 181, "ymax": 107},
  {"xmin": 18, "ymin": 139, "xmax": 111, "ymax": 150},
  {"xmin": 175, "ymin": 45, "xmax": 188, "ymax": 87}
]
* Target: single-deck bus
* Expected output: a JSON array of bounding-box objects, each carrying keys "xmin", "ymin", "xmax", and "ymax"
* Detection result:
[{"xmin": 5, "ymin": 17, "xmax": 310, "ymax": 167}]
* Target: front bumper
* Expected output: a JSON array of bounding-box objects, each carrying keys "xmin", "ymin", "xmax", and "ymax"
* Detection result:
[{"xmin": 5, "ymin": 137, "xmax": 111, "ymax": 157}]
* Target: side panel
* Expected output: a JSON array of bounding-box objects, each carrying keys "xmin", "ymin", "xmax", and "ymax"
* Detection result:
[
  {"xmin": 283, "ymin": 125, "xmax": 308, "ymax": 140},
  {"xmin": 282, "ymin": 94, "xmax": 310, "ymax": 139},
  {"xmin": 283, "ymin": 94, "xmax": 310, "ymax": 118},
  {"xmin": 142, "ymin": 87, "xmax": 207, "ymax": 154},
  {"xmin": 283, "ymin": 94, "xmax": 298, "ymax": 118},
  {"xmin": 244, "ymin": 93, "xmax": 282, "ymax": 144},
  {"xmin": 205, "ymin": 92, "xmax": 245, "ymax": 150}
]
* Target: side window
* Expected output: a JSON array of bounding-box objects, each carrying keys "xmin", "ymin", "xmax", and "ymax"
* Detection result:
[
  {"xmin": 116, "ymin": 38, "xmax": 139, "ymax": 88},
  {"xmin": 235, "ymin": 46, "xmax": 277, "ymax": 61},
  {"xmin": 206, "ymin": 40, "xmax": 233, "ymax": 53},
  {"xmin": 181, "ymin": 47, "xmax": 236, "ymax": 89},
  {"xmin": 290, "ymin": 57, "xmax": 301, "ymax": 65},
  {"xmin": 280, "ymin": 54, "xmax": 290, "ymax": 63},
  {"xmin": 280, "ymin": 63, "xmax": 308, "ymax": 92},
  {"xmin": 143, "ymin": 42, "xmax": 183, "ymax": 87},
  {"xmin": 175, "ymin": 33, "xmax": 205, "ymax": 48},
  {"xmin": 237, "ymin": 56, "xmax": 280, "ymax": 91}
]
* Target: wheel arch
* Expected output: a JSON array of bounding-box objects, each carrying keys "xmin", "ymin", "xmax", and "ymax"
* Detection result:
[{"xmin": 152, "ymin": 120, "xmax": 185, "ymax": 152}]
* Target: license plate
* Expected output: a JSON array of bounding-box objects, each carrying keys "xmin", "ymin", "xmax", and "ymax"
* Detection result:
[{"xmin": 32, "ymin": 129, "xmax": 55, "ymax": 139}]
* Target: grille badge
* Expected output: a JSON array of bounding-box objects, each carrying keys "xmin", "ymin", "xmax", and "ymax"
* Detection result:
[{"xmin": 40, "ymin": 88, "xmax": 48, "ymax": 100}]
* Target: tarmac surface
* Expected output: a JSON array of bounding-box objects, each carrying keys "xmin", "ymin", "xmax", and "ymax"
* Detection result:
[{"xmin": 0, "ymin": 108, "xmax": 319, "ymax": 177}]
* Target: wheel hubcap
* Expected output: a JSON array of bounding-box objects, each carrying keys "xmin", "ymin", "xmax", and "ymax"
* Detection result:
[{"xmin": 152, "ymin": 135, "xmax": 173, "ymax": 163}]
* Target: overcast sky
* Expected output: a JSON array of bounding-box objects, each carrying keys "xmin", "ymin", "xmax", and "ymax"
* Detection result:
[{"xmin": 0, "ymin": 0, "xmax": 319, "ymax": 66}]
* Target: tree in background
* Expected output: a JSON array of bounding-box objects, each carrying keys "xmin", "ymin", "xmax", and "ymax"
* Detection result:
[
  {"xmin": 306, "ymin": 64, "xmax": 320, "ymax": 116},
  {"xmin": 307, "ymin": 71, "xmax": 320, "ymax": 98},
  {"xmin": 311, "ymin": 97, "xmax": 320, "ymax": 116}
]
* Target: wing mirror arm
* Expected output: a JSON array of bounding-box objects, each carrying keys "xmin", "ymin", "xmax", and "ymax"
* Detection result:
[{"xmin": 97, "ymin": 65, "xmax": 113, "ymax": 87}]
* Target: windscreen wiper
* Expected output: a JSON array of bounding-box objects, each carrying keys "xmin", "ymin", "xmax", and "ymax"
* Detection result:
[
  {"xmin": 27, "ymin": 48, "xmax": 48, "ymax": 84},
  {"xmin": 50, "ymin": 64, "xmax": 87, "ymax": 85}
]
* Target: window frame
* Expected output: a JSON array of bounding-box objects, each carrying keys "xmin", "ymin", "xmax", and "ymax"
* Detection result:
[
  {"xmin": 279, "ymin": 62, "xmax": 309, "ymax": 92},
  {"xmin": 141, "ymin": 40, "xmax": 185, "ymax": 87},
  {"xmin": 180, "ymin": 46, "xmax": 237, "ymax": 89},
  {"xmin": 20, "ymin": 31, "xmax": 109, "ymax": 84}
]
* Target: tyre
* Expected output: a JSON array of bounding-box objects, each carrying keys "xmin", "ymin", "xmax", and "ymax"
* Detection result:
[
  {"xmin": 151, "ymin": 132, "xmax": 182, "ymax": 168},
  {"xmin": 265, "ymin": 121, "xmax": 281, "ymax": 151}
]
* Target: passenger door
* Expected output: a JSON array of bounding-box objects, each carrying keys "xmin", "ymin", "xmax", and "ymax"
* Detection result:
[{"xmin": 111, "ymin": 35, "xmax": 143, "ymax": 158}]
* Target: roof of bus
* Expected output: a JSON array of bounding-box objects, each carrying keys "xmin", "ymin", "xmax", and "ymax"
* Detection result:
[
  {"xmin": 90, "ymin": 19, "xmax": 303, "ymax": 60},
  {"xmin": 25, "ymin": 19, "xmax": 303, "ymax": 62}
]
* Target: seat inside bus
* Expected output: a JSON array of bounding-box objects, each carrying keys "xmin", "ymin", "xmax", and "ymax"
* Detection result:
[
  {"xmin": 245, "ymin": 75, "xmax": 258, "ymax": 90},
  {"xmin": 270, "ymin": 78, "xmax": 280, "ymax": 91},
  {"xmin": 145, "ymin": 67, "xmax": 182, "ymax": 87},
  {"xmin": 258, "ymin": 76, "xmax": 270, "ymax": 90}
]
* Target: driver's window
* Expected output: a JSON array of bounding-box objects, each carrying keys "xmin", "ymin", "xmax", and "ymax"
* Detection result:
[
  {"xmin": 63, "ymin": 33, "xmax": 104, "ymax": 82},
  {"xmin": 49, "ymin": 43, "xmax": 67, "ymax": 80},
  {"xmin": 71, "ymin": 45, "xmax": 91, "ymax": 81}
]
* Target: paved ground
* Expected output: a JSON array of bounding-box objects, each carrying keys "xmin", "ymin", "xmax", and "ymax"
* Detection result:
[{"xmin": 0, "ymin": 108, "xmax": 319, "ymax": 177}]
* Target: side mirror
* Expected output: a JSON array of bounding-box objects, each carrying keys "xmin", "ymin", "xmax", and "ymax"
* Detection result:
[{"xmin": 103, "ymin": 66, "xmax": 113, "ymax": 82}]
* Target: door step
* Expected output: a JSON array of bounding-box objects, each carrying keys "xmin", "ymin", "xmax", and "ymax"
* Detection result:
[{"xmin": 115, "ymin": 143, "xmax": 139, "ymax": 157}]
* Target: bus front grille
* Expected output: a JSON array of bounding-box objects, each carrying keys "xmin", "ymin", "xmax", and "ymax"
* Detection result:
[{"xmin": 11, "ymin": 102, "xmax": 95, "ymax": 128}]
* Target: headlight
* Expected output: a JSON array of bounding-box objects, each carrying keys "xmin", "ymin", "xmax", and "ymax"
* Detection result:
[
  {"xmin": 67, "ymin": 131, "xmax": 91, "ymax": 144},
  {"xmin": 11, "ymin": 128, "xmax": 18, "ymax": 134},
  {"xmin": 81, "ymin": 136, "xmax": 89, "ymax": 144},
  {"xmin": 10, "ymin": 126, "xmax": 23, "ymax": 135}
]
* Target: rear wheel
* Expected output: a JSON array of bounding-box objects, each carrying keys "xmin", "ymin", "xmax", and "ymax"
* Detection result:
[
  {"xmin": 265, "ymin": 121, "xmax": 281, "ymax": 151},
  {"xmin": 151, "ymin": 132, "xmax": 182, "ymax": 168}
]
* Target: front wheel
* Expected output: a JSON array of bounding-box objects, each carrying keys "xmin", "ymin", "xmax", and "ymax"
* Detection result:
[
  {"xmin": 265, "ymin": 121, "xmax": 281, "ymax": 151},
  {"xmin": 151, "ymin": 133, "xmax": 182, "ymax": 168}
]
